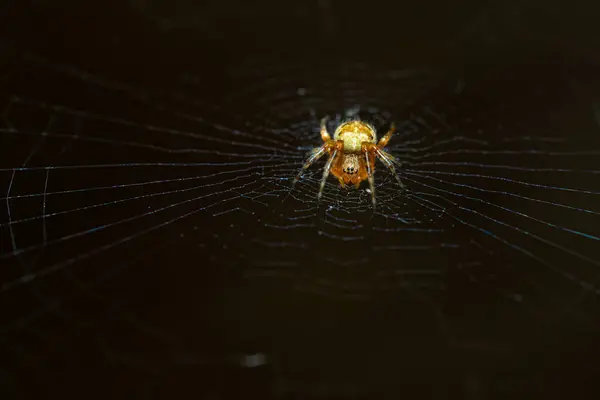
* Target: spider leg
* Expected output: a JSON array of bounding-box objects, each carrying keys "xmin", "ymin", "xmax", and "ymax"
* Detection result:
[
  {"xmin": 292, "ymin": 141, "xmax": 334, "ymax": 185},
  {"xmin": 320, "ymin": 116, "xmax": 331, "ymax": 142},
  {"xmin": 318, "ymin": 148, "xmax": 338, "ymax": 202},
  {"xmin": 364, "ymin": 145, "xmax": 377, "ymax": 208},
  {"xmin": 377, "ymin": 122, "xmax": 396, "ymax": 148},
  {"xmin": 376, "ymin": 148, "xmax": 405, "ymax": 189}
]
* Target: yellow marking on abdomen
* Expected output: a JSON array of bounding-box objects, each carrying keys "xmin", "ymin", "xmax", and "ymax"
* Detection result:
[{"xmin": 336, "ymin": 131, "xmax": 373, "ymax": 153}]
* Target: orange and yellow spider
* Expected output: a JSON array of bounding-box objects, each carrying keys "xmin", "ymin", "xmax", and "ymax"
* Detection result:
[{"xmin": 293, "ymin": 117, "xmax": 405, "ymax": 207}]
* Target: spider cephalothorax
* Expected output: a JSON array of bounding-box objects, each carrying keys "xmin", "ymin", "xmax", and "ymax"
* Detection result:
[{"xmin": 293, "ymin": 117, "xmax": 405, "ymax": 207}]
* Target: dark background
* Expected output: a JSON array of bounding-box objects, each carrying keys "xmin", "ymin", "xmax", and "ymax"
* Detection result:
[{"xmin": 1, "ymin": 0, "xmax": 600, "ymax": 398}]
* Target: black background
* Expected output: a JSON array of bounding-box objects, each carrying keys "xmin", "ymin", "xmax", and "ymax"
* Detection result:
[{"xmin": 1, "ymin": 0, "xmax": 600, "ymax": 398}]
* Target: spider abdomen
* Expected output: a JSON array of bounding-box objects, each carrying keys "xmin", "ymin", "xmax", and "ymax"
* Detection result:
[
  {"xmin": 333, "ymin": 121, "xmax": 377, "ymax": 153},
  {"xmin": 339, "ymin": 132, "xmax": 373, "ymax": 153}
]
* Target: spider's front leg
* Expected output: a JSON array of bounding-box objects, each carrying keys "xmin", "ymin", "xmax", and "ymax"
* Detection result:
[
  {"xmin": 291, "ymin": 116, "xmax": 334, "ymax": 186},
  {"xmin": 293, "ymin": 141, "xmax": 333, "ymax": 185},
  {"xmin": 320, "ymin": 116, "xmax": 331, "ymax": 142},
  {"xmin": 317, "ymin": 140, "xmax": 344, "ymax": 202},
  {"xmin": 375, "ymin": 146, "xmax": 405, "ymax": 189},
  {"xmin": 377, "ymin": 122, "xmax": 396, "ymax": 148},
  {"xmin": 363, "ymin": 141, "xmax": 405, "ymax": 205},
  {"xmin": 362, "ymin": 142, "xmax": 377, "ymax": 208},
  {"xmin": 372, "ymin": 122, "xmax": 406, "ymax": 189},
  {"xmin": 292, "ymin": 139, "xmax": 343, "ymax": 192}
]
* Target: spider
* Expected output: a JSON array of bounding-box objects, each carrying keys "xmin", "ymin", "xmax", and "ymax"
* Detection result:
[{"xmin": 293, "ymin": 117, "xmax": 405, "ymax": 207}]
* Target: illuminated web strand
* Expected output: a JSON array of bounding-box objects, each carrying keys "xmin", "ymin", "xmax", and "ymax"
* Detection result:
[
  {"xmin": 0, "ymin": 172, "xmax": 236, "ymax": 200},
  {"xmin": 41, "ymin": 169, "xmax": 49, "ymax": 244},
  {"xmin": 398, "ymin": 148, "xmax": 600, "ymax": 162},
  {"xmin": 500, "ymin": 136, "xmax": 565, "ymax": 143},
  {"xmin": 373, "ymin": 243, "xmax": 459, "ymax": 251},
  {"xmin": 406, "ymin": 168, "xmax": 600, "ymax": 194},
  {"xmin": 0, "ymin": 192, "xmax": 251, "ymax": 293},
  {"xmin": 323, "ymin": 219, "xmax": 364, "ymax": 230},
  {"xmin": 393, "ymin": 136, "xmax": 489, "ymax": 152},
  {"xmin": 401, "ymin": 193, "xmax": 446, "ymax": 214},
  {"xmin": 404, "ymin": 175, "xmax": 600, "ymax": 270},
  {"xmin": 211, "ymin": 206, "xmax": 258, "ymax": 217},
  {"xmin": 5, "ymin": 133, "xmax": 48, "ymax": 261},
  {"xmin": 178, "ymin": 112, "xmax": 299, "ymax": 147},
  {"xmin": 39, "ymin": 123, "xmax": 75, "ymax": 243},
  {"xmin": 1, "ymin": 126, "xmax": 296, "ymax": 156},
  {"xmin": 13, "ymin": 56, "xmax": 307, "ymax": 153},
  {"xmin": 407, "ymin": 171, "xmax": 600, "ymax": 249},
  {"xmin": 1, "ymin": 121, "xmax": 77, "ymax": 341},
  {"xmin": 0, "ymin": 161, "xmax": 294, "ymax": 201},
  {"xmin": 0, "ymin": 178, "xmax": 259, "ymax": 263},
  {"xmin": 285, "ymin": 213, "xmax": 316, "ymax": 222},
  {"xmin": 413, "ymin": 211, "xmax": 560, "ymax": 321},
  {"xmin": 17, "ymin": 52, "xmax": 284, "ymax": 138},
  {"xmin": 263, "ymin": 222, "xmax": 315, "ymax": 230},
  {"xmin": 408, "ymin": 161, "xmax": 600, "ymax": 175},
  {"xmin": 323, "ymin": 211, "xmax": 359, "ymax": 223},
  {"xmin": 391, "ymin": 135, "xmax": 571, "ymax": 155},
  {"xmin": 0, "ymin": 160, "xmax": 294, "ymax": 173},
  {"xmin": 372, "ymin": 227, "xmax": 444, "ymax": 233},
  {"xmin": 405, "ymin": 169, "xmax": 600, "ymax": 215},
  {"xmin": 251, "ymin": 238, "xmax": 309, "ymax": 249},
  {"xmin": 317, "ymin": 255, "xmax": 371, "ymax": 267},
  {"xmin": 315, "ymin": 230, "xmax": 364, "ymax": 241},
  {"xmin": 408, "ymin": 191, "xmax": 600, "ymax": 296},
  {"xmin": 405, "ymin": 171, "xmax": 600, "ymax": 242},
  {"xmin": 10, "ymin": 97, "xmax": 297, "ymax": 148},
  {"xmin": 0, "ymin": 171, "xmax": 264, "ymax": 227}
]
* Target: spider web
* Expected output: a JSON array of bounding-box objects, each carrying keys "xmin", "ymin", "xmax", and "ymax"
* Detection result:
[{"xmin": 2, "ymin": 4, "xmax": 600, "ymax": 398}]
